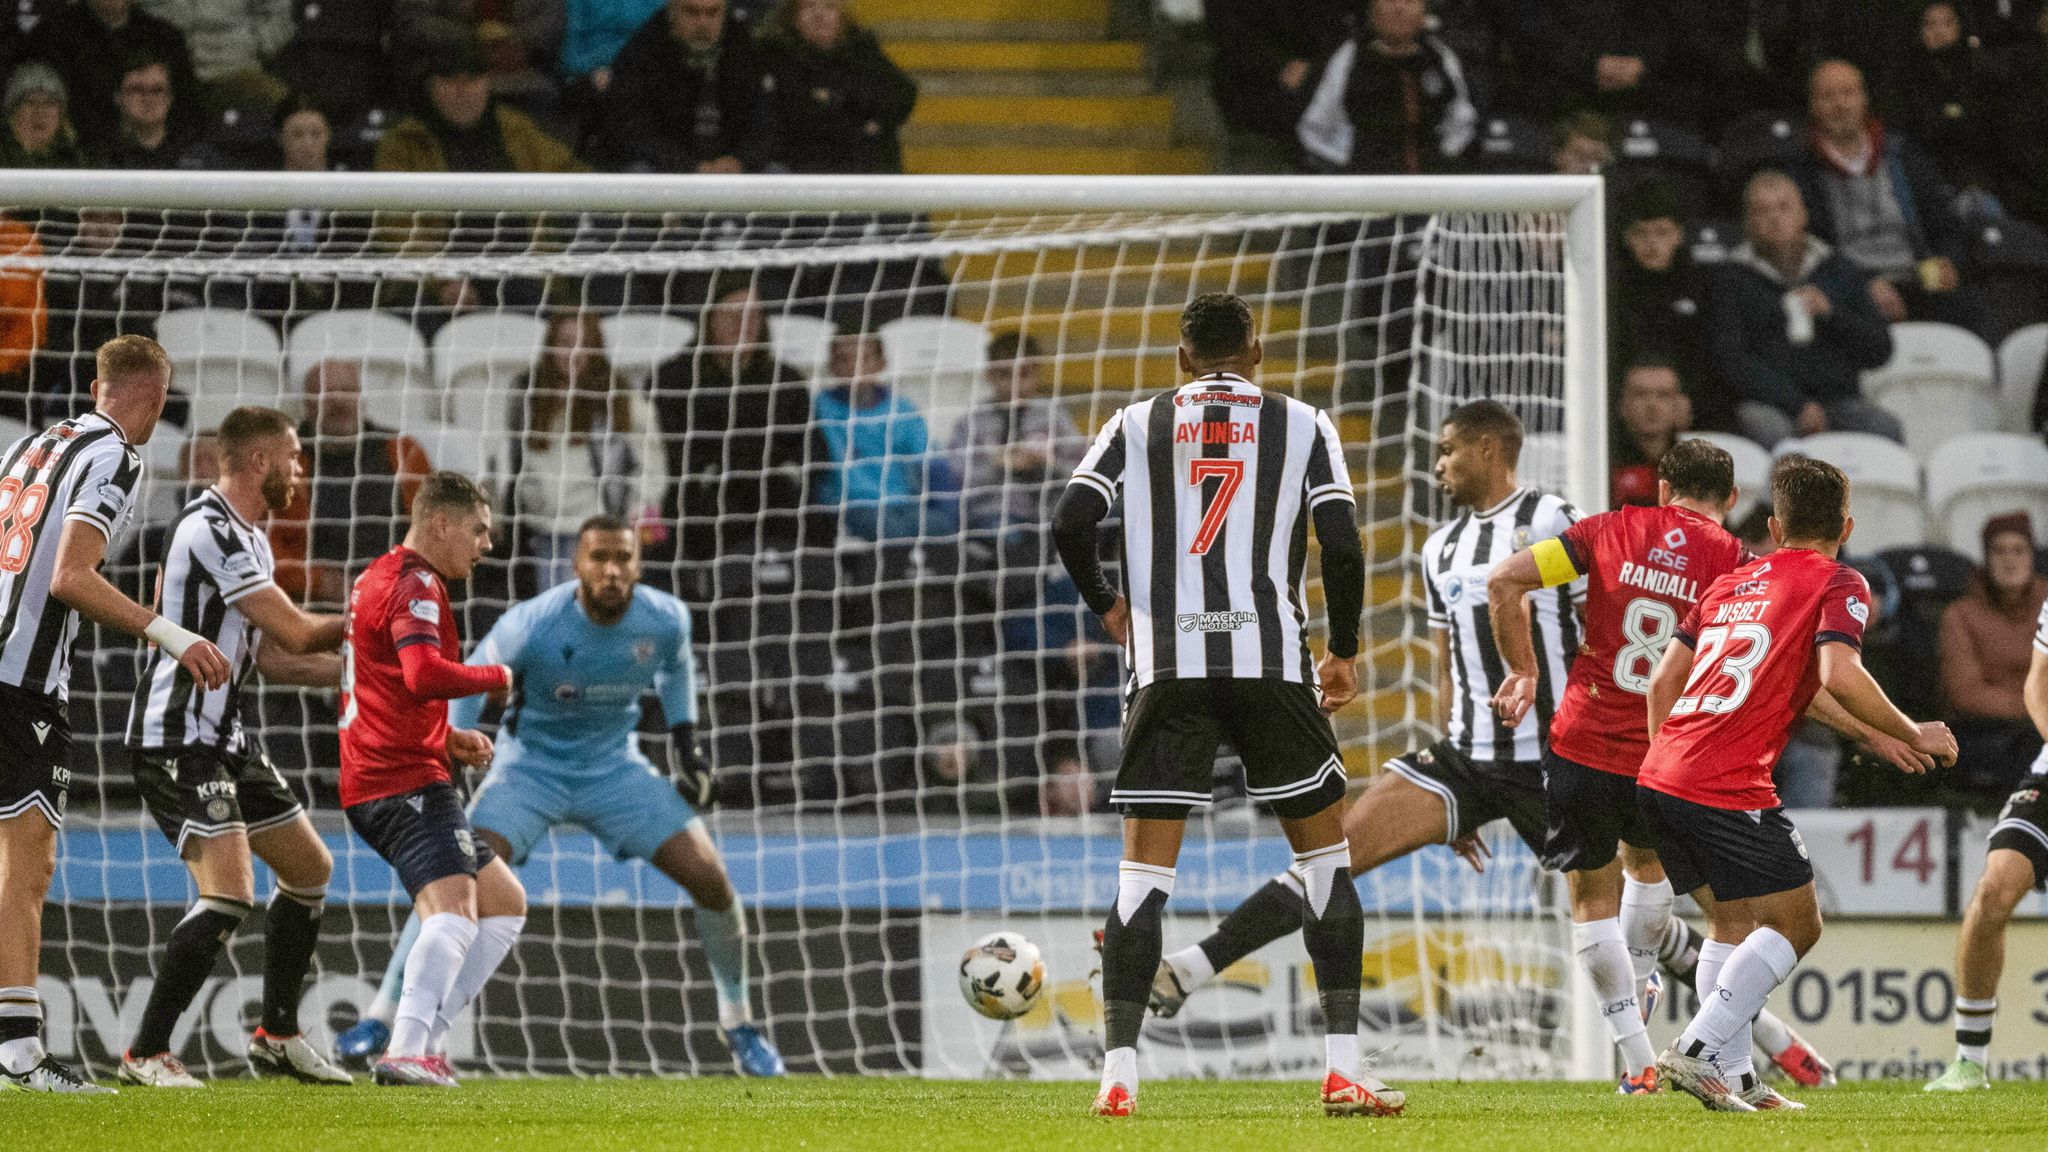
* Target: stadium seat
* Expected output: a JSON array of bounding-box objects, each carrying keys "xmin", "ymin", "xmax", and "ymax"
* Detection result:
[
  {"xmin": 1997, "ymin": 323, "xmax": 2047, "ymax": 433},
  {"xmin": 1924, "ymin": 432, "xmax": 2048, "ymax": 558},
  {"xmin": 1686, "ymin": 431, "xmax": 1771, "ymax": 523},
  {"xmin": 1688, "ymin": 219, "xmax": 1739, "ymax": 265},
  {"xmin": 1470, "ymin": 114, "xmax": 1553, "ymax": 173},
  {"xmin": 1519, "ymin": 431, "xmax": 1567, "ymax": 498},
  {"xmin": 1775, "ymin": 432, "xmax": 1926, "ymax": 552},
  {"xmin": 767, "ymin": 311, "xmax": 837, "ymax": 386},
  {"xmin": 287, "ymin": 310, "xmax": 434, "ymax": 427},
  {"xmin": 154, "ymin": 308, "xmax": 286, "ymax": 432},
  {"xmin": 433, "ymin": 311, "xmax": 545, "ymax": 439},
  {"xmin": 1860, "ymin": 321, "xmax": 1999, "ymax": 458},
  {"xmin": 599, "ymin": 312, "xmax": 695, "ymax": 389},
  {"xmin": 1614, "ymin": 118, "xmax": 1716, "ymax": 178},
  {"xmin": 1717, "ymin": 110, "xmax": 1804, "ymax": 188},
  {"xmin": 877, "ymin": 315, "xmax": 989, "ymax": 445},
  {"xmin": 0, "ymin": 414, "xmax": 32, "ymax": 448}
]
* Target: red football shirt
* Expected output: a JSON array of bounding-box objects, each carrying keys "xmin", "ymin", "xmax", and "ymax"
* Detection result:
[
  {"xmin": 1638, "ymin": 547, "xmax": 1871, "ymax": 811},
  {"xmin": 338, "ymin": 547, "xmax": 466, "ymax": 807},
  {"xmin": 1548, "ymin": 505, "xmax": 1750, "ymax": 777}
]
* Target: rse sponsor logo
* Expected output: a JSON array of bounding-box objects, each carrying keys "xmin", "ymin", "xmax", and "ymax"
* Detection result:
[
  {"xmin": 1664, "ymin": 527, "xmax": 1688, "ymax": 551},
  {"xmin": 407, "ymin": 598, "xmax": 441, "ymax": 625},
  {"xmin": 1174, "ymin": 421, "xmax": 1257, "ymax": 445},
  {"xmin": 1174, "ymin": 391, "xmax": 1263, "ymax": 409},
  {"xmin": 1177, "ymin": 610, "xmax": 1258, "ymax": 634},
  {"xmin": 1647, "ymin": 547, "xmax": 1690, "ymax": 571}
]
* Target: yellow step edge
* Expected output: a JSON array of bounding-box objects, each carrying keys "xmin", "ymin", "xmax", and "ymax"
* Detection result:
[
  {"xmin": 888, "ymin": 40, "xmax": 1145, "ymax": 73},
  {"xmin": 910, "ymin": 94, "xmax": 1174, "ymax": 130},
  {"xmin": 945, "ymin": 249, "xmax": 1279, "ymax": 289},
  {"xmin": 905, "ymin": 144, "xmax": 1205, "ymax": 176},
  {"xmin": 853, "ymin": 0, "xmax": 1107, "ymax": 25}
]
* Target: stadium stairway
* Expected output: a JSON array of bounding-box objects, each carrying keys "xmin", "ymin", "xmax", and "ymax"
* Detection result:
[{"xmin": 856, "ymin": 0, "xmax": 1208, "ymax": 174}]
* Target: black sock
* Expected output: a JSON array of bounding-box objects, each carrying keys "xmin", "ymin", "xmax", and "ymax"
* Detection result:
[
  {"xmin": 1666, "ymin": 917, "xmax": 1704, "ymax": 989},
  {"xmin": 131, "ymin": 897, "xmax": 249, "ymax": 1058},
  {"xmin": 1197, "ymin": 878, "xmax": 1305, "ymax": 976},
  {"xmin": 1301, "ymin": 866, "xmax": 1364, "ymax": 1039},
  {"xmin": 1100, "ymin": 888, "xmax": 1169, "ymax": 1052},
  {"xmin": 261, "ymin": 887, "xmax": 325, "ymax": 1036}
]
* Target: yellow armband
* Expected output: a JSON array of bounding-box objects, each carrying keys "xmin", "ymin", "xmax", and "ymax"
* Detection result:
[{"xmin": 1530, "ymin": 537, "xmax": 1580, "ymax": 589}]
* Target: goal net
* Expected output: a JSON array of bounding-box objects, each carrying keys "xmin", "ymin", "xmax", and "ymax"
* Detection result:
[{"xmin": 4, "ymin": 172, "xmax": 1606, "ymax": 1081}]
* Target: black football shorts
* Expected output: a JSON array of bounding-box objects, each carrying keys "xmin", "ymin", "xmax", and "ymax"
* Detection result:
[{"xmin": 1113, "ymin": 678, "xmax": 1348, "ymax": 820}]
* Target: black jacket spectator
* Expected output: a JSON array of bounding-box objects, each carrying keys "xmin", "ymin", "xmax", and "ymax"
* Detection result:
[
  {"xmin": 1501, "ymin": 0, "xmax": 1698, "ymax": 123},
  {"xmin": 595, "ymin": 3, "xmax": 767, "ymax": 172},
  {"xmin": 1613, "ymin": 185, "xmax": 1719, "ymax": 426},
  {"xmin": 30, "ymin": 0, "xmax": 199, "ymax": 148},
  {"xmin": 756, "ymin": 8, "xmax": 915, "ymax": 175},
  {"xmin": 1297, "ymin": 10, "xmax": 1475, "ymax": 175},
  {"xmin": 1202, "ymin": 0, "xmax": 1351, "ymax": 140}
]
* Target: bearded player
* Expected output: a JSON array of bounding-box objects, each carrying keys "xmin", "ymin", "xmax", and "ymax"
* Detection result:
[
  {"xmin": 340, "ymin": 471, "xmax": 524, "ymax": 1088},
  {"xmin": 1645, "ymin": 456, "xmax": 1956, "ymax": 1111},
  {"xmin": 1488, "ymin": 438, "xmax": 1912, "ymax": 1097}
]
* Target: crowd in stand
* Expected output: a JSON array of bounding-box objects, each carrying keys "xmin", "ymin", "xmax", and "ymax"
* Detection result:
[{"xmin": 0, "ymin": 0, "xmax": 918, "ymax": 176}]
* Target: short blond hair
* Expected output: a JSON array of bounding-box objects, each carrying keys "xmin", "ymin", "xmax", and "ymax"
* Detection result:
[{"xmin": 96, "ymin": 334, "xmax": 171, "ymax": 383}]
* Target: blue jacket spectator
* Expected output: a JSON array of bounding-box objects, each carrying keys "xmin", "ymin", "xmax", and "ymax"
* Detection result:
[
  {"xmin": 812, "ymin": 333, "xmax": 949, "ymax": 541},
  {"xmin": 1710, "ymin": 170, "xmax": 1899, "ymax": 448},
  {"xmin": 561, "ymin": 0, "xmax": 662, "ymax": 80}
]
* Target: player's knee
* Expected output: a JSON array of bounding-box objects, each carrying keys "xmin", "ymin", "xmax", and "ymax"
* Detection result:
[
  {"xmin": 272, "ymin": 839, "xmax": 333, "ymax": 892},
  {"xmin": 1971, "ymin": 855, "xmax": 2035, "ymax": 922},
  {"xmin": 2, "ymin": 836, "xmax": 55, "ymax": 895}
]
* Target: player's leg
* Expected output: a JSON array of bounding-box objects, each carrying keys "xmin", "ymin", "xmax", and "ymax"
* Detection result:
[
  {"xmin": 336, "ymin": 911, "xmax": 419, "ymax": 1066},
  {"xmin": 245, "ymin": 810, "xmax": 352, "ymax": 1083},
  {"xmin": 123, "ymin": 829, "xmax": 255, "ymax": 1086},
  {"xmin": 0, "ymin": 810, "xmax": 69, "ymax": 1087},
  {"xmin": 424, "ymin": 844, "xmax": 525, "ymax": 1060},
  {"xmin": 1155, "ymin": 768, "xmax": 1449, "ymax": 1007},
  {"xmin": 1095, "ymin": 814, "xmax": 1185, "ymax": 1115},
  {"xmin": 392, "ymin": 872, "xmax": 480, "ymax": 1064},
  {"xmin": 1929, "ymin": 846, "xmax": 2039, "ymax": 1090},
  {"xmin": 1544, "ymin": 753, "xmax": 1657, "ymax": 1087}
]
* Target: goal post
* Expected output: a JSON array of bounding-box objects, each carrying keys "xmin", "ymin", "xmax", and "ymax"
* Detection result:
[{"xmin": 0, "ymin": 171, "xmax": 1608, "ymax": 1081}]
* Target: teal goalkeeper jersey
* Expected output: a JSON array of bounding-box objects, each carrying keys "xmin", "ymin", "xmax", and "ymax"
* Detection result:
[{"xmin": 450, "ymin": 581, "xmax": 696, "ymax": 773}]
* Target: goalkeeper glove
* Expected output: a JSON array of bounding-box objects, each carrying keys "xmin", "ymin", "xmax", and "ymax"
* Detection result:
[{"xmin": 669, "ymin": 722, "xmax": 714, "ymax": 809}]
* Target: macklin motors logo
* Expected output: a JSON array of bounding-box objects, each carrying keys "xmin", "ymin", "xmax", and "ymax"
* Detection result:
[{"xmin": 1178, "ymin": 611, "xmax": 1258, "ymax": 634}]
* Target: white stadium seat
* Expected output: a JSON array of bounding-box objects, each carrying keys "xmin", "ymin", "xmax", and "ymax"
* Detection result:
[
  {"xmin": 0, "ymin": 414, "xmax": 31, "ymax": 448},
  {"xmin": 1925, "ymin": 432, "xmax": 2048, "ymax": 558},
  {"xmin": 1519, "ymin": 431, "xmax": 1568, "ymax": 498},
  {"xmin": 878, "ymin": 315, "xmax": 989, "ymax": 445},
  {"xmin": 767, "ymin": 311, "xmax": 837, "ymax": 386},
  {"xmin": 600, "ymin": 312, "xmax": 695, "ymax": 389},
  {"xmin": 1996, "ymin": 323, "xmax": 2047, "ymax": 433},
  {"xmin": 1776, "ymin": 432, "xmax": 1926, "ymax": 552},
  {"xmin": 434, "ymin": 311, "xmax": 544, "ymax": 438},
  {"xmin": 287, "ymin": 310, "xmax": 435, "ymax": 427},
  {"xmin": 1861, "ymin": 321, "xmax": 1999, "ymax": 457},
  {"xmin": 154, "ymin": 308, "xmax": 286, "ymax": 432},
  {"xmin": 1685, "ymin": 431, "xmax": 1770, "ymax": 524}
]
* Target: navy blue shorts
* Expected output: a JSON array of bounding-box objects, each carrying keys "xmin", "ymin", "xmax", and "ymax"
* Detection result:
[
  {"xmin": 1542, "ymin": 751, "xmax": 1657, "ymax": 874},
  {"xmin": 345, "ymin": 782, "xmax": 496, "ymax": 897},
  {"xmin": 1635, "ymin": 785, "xmax": 1813, "ymax": 902}
]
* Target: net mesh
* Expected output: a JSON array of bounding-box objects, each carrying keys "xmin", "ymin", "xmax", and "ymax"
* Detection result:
[{"xmin": 9, "ymin": 196, "xmax": 1583, "ymax": 1079}]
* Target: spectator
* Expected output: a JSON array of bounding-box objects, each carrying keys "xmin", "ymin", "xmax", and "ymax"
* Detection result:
[
  {"xmin": 1940, "ymin": 511, "xmax": 2048, "ymax": 794},
  {"xmin": 1612, "ymin": 180, "xmax": 1717, "ymax": 424},
  {"xmin": 1884, "ymin": 2, "xmax": 2011, "ymax": 217},
  {"xmin": 559, "ymin": 0, "xmax": 662, "ymax": 122},
  {"xmin": 95, "ymin": 54, "xmax": 200, "ymax": 168},
  {"xmin": 1609, "ymin": 359, "xmax": 1690, "ymax": 507},
  {"xmin": 30, "ymin": 0, "xmax": 199, "ymax": 148},
  {"xmin": 812, "ymin": 331, "xmax": 946, "ymax": 541},
  {"xmin": 268, "ymin": 0, "xmax": 388, "ymax": 125},
  {"xmin": 374, "ymin": 37, "xmax": 583, "ymax": 172},
  {"xmin": 946, "ymin": 332, "xmax": 1084, "ymax": 539},
  {"xmin": 653, "ymin": 284, "xmax": 816, "ymax": 563},
  {"xmin": 0, "ymin": 213, "xmax": 41, "ymax": 423},
  {"xmin": 0, "ymin": 61, "xmax": 87, "ymax": 167},
  {"xmin": 506, "ymin": 310, "xmax": 665, "ymax": 587},
  {"xmin": 1552, "ymin": 110, "xmax": 1612, "ymax": 175},
  {"xmin": 1501, "ymin": 0, "xmax": 1695, "ymax": 124},
  {"xmin": 1296, "ymin": 0, "xmax": 1475, "ymax": 175},
  {"xmin": 1793, "ymin": 58, "xmax": 1991, "ymax": 334},
  {"xmin": 1203, "ymin": 0, "xmax": 1352, "ymax": 173},
  {"xmin": 274, "ymin": 90, "xmax": 333, "ymax": 171},
  {"xmin": 595, "ymin": 0, "xmax": 768, "ymax": 172},
  {"xmin": 269, "ymin": 358, "xmax": 434, "ymax": 603},
  {"xmin": 1710, "ymin": 170, "xmax": 1900, "ymax": 448},
  {"xmin": 136, "ymin": 0, "xmax": 292, "ymax": 114},
  {"xmin": 391, "ymin": 0, "xmax": 565, "ymax": 109},
  {"xmin": 755, "ymin": 0, "xmax": 915, "ymax": 175}
]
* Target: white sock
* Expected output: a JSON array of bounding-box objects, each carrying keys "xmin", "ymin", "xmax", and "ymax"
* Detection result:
[
  {"xmin": 1679, "ymin": 928, "xmax": 1799, "ymax": 1067},
  {"xmin": 1618, "ymin": 877, "xmax": 1674, "ymax": 982},
  {"xmin": 1101, "ymin": 1045, "xmax": 1138, "ymax": 1094},
  {"xmin": 1116, "ymin": 861, "xmax": 1175, "ymax": 925},
  {"xmin": 0, "ymin": 986, "xmax": 42, "ymax": 1074},
  {"xmin": 1290, "ymin": 842, "xmax": 1348, "ymax": 919},
  {"xmin": 1689, "ymin": 938, "xmax": 1751, "ymax": 1078},
  {"xmin": 1162, "ymin": 944, "xmax": 1215, "ymax": 993},
  {"xmin": 1326, "ymin": 1030, "xmax": 1360, "ymax": 1081},
  {"xmin": 1751, "ymin": 1006, "xmax": 1794, "ymax": 1057},
  {"xmin": 1573, "ymin": 918, "xmax": 1655, "ymax": 1072},
  {"xmin": 428, "ymin": 915, "xmax": 523, "ymax": 1054},
  {"xmin": 1956, "ymin": 997, "xmax": 1996, "ymax": 1065},
  {"xmin": 390, "ymin": 912, "xmax": 477, "ymax": 1058}
]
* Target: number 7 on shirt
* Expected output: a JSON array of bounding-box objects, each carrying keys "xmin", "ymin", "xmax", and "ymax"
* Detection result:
[{"xmin": 1187, "ymin": 458, "xmax": 1245, "ymax": 556}]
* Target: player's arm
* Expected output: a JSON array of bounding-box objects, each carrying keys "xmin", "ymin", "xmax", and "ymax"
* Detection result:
[
  {"xmin": 1486, "ymin": 535, "xmax": 1580, "ymax": 727},
  {"xmin": 1816, "ymin": 641, "xmax": 1957, "ymax": 770},
  {"xmin": 50, "ymin": 521, "xmax": 230, "ymax": 688},
  {"xmin": 1309, "ymin": 445, "xmax": 1363, "ymax": 713},
  {"xmin": 1432, "ymin": 627, "xmax": 1454, "ymax": 733},
  {"xmin": 657, "ymin": 604, "xmax": 714, "ymax": 808},
  {"xmin": 1803, "ymin": 686, "xmax": 1933, "ymax": 775},
  {"xmin": 234, "ymin": 585, "xmax": 344, "ymax": 655},
  {"xmin": 388, "ymin": 591, "xmax": 510, "ymax": 701},
  {"xmin": 254, "ymin": 633, "xmax": 341, "ymax": 687},
  {"xmin": 2027, "ymin": 647, "xmax": 2048, "ymax": 742},
  {"xmin": 1052, "ymin": 478, "xmax": 1123, "ymax": 641},
  {"xmin": 1644, "ymin": 630, "xmax": 1694, "ymax": 739}
]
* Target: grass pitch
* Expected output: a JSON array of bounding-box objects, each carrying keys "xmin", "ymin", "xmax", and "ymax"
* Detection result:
[{"xmin": 8, "ymin": 1077, "xmax": 2045, "ymax": 1152}]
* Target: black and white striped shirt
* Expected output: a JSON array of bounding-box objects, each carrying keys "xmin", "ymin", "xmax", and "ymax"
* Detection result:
[
  {"xmin": 1424, "ymin": 487, "xmax": 1584, "ymax": 764},
  {"xmin": 0, "ymin": 413, "xmax": 143, "ymax": 702},
  {"xmin": 2029, "ymin": 599, "xmax": 2047, "ymax": 777},
  {"xmin": 126, "ymin": 487, "xmax": 277, "ymax": 753},
  {"xmin": 1069, "ymin": 374, "xmax": 1355, "ymax": 690}
]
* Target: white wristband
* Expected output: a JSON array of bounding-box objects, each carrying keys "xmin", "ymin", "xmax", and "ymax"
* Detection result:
[{"xmin": 144, "ymin": 615, "xmax": 203, "ymax": 660}]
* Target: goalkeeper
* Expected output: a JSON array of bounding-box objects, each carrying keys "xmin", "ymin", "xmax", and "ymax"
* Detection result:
[{"xmin": 336, "ymin": 514, "xmax": 784, "ymax": 1077}]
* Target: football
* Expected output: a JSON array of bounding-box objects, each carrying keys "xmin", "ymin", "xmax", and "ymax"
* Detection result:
[{"xmin": 957, "ymin": 931, "xmax": 1046, "ymax": 1020}]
